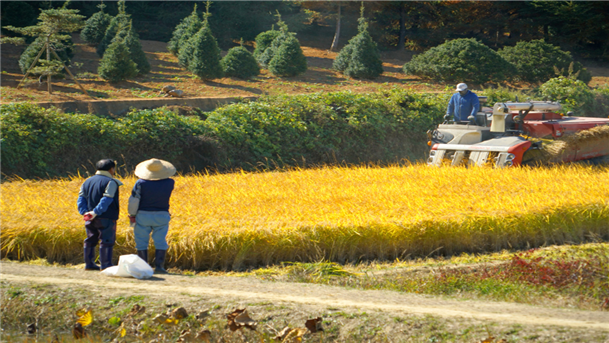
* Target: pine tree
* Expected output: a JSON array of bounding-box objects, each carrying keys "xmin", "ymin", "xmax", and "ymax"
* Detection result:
[
  {"xmin": 268, "ymin": 34, "xmax": 307, "ymax": 77},
  {"xmin": 96, "ymin": 1, "xmax": 130, "ymax": 57},
  {"xmin": 183, "ymin": 2, "xmax": 223, "ymax": 80},
  {"xmin": 19, "ymin": 36, "xmax": 74, "ymax": 75},
  {"xmin": 262, "ymin": 18, "xmax": 307, "ymax": 77},
  {"xmin": 1, "ymin": 2, "xmax": 85, "ymax": 92},
  {"xmin": 80, "ymin": 3, "xmax": 112, "ymax": 46},
  {"xmin": 222, "ymin": 40, "xmax": 260, "ymax": 79},
  {"xmin": 167, "ymin": 4, "xmax": 202, "ymax": 56},
  {"xmin": 253, "ymin": 27, "xmax": 280, "ymax": 61},
  {"xmin": 333, "ymin": 4, "xmax": 383, "ymax": 79},
  {"xmin": 98, "ymin": 38, "xmax": 138, "ymax": 82},
  {"xmin": 257, "ymin": 15, "xmax": 290, "ymax": 67},
  {"xmin": 112, "ymin": 20, "xmax": 150, "ymax": 75}
]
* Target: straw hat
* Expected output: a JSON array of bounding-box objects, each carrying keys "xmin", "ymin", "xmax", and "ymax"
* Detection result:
[{"xmin": 134, "ymin": 158, "xmax": 176, "ymax": 180}]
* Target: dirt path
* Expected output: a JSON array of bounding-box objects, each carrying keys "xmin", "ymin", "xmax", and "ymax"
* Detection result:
[{"xmin": 2, "ymin": 262, "xmax": 608, "ymax": 332}]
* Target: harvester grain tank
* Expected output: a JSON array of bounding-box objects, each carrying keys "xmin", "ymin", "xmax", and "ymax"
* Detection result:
[{"xmin": 427, "ymin": 97, "xmax": 609, "ymax": 167}]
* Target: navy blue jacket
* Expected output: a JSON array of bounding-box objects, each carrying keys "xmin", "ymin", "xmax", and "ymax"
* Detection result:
[
  {"xmin": 128, "ymin": 178, "xmax": 175, "ymax": 214},
  {"xmin": 77, "ymin": 173, "xmax": 121, "ymax": 220},
  {"xmin": 447, "ymin": 90, "xmax": 480, "ymax": 121}
]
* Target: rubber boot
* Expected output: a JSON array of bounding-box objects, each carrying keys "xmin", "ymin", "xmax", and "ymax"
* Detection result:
[
  {"xmin": 100, "ymin": 246, "xmax": 114, "ymax": 270},
  {"xmin": 84, "ymin": 246, "xmax": 100, "ymax": 271},
  {"xmin": 137, "ymin": 250, "xmax": 148, "ymax": 264},
  {"xmin": 154, "ymin": 250, "xmax": 168, "ymax": 274}
]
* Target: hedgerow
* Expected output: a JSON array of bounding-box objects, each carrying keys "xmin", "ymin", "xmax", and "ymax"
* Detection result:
[
  {"xmin": 205, "ymin": 90, "xmax": 446, "ymax": 167},
  {"xmin": 0, "ymin": 103, "xmax": 209, "ymax": 177},
  {"xmin": 0, "ymin": 90, "xmax": 448, "ymax": 178}
]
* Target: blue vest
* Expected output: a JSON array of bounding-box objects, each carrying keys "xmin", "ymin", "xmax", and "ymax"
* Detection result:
[
  {"xmin": 81, "ymin": 174, "xmax": 120, "ymax": 220},
  {"xmin": 135, "ymin": 179, "xmax": 175, "ymax": 212}
]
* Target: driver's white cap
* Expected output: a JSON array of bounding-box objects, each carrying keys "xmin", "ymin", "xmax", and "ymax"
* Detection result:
[{"xmin": 456, "ymin": 83, "xmax": 468, "ymax": 91}]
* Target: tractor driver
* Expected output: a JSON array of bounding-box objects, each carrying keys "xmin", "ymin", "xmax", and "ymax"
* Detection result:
[{"xmin": 445, "ymin": 83, "xmax": 480, "ymax": 122}]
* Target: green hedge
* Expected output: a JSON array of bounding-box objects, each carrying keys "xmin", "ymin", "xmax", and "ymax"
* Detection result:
[
  {"xmin": 206, "ymin": 90, "xmax": 446, "ymax": 168},
  {"xmin": 1, "ymin": 90, "xmax": 447, "ymax": 178},
  {"xmin": 0, "ymin": 104, "xmax": 210, "ymax": 178}
]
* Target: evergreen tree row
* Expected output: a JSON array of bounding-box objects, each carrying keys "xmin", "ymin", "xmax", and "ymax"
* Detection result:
[
  {"xmin": 170, "ymin": 3, "xmax": 261, "ymax": 80},
  {"xmin": 79, "ymin": 1, "xmax": 150, "ymax": 82}
]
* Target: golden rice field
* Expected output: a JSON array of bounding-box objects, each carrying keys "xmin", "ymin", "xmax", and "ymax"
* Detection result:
[{"xmin": 2, "ymin": 164, "xmax": 608, "ymax": 270}]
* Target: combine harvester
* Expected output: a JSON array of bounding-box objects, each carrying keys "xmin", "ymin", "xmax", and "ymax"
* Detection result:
[{"xmin": 427, "ymin": 97, "xmax": 609, "ymax": 167}]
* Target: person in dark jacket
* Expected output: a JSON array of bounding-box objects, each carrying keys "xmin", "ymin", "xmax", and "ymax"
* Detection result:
[
  {"xmin": 77, "ymin": 159, "xmax": 123, "ymax": 270},
  {"xmin": 128, "ymin": 158, "xmax": 176, "ymax": 274},
  {"xmin": 446, "ymin": 83, "xmax": 480, "ymax": 122}
]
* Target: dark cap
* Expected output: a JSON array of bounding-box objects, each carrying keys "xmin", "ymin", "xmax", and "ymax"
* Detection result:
[{"xmin": 96, "ymin": 159, "xmax": 116, "ymax": 171}]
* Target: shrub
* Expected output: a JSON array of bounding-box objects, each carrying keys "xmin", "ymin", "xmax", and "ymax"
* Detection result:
[
  {"xmin": 167, "ymin": 5, "xmax": 202, "ymax": 56},
  {"xmin": 18, "ymin": 36, "xmax": 73, "ymax": 75},
  {"xmin": 222, "ymin": 45, "xmax": 260, "ymax": 79},
  {"xmin": 590, "ymin": 86, "xmax": 609, "ymax": 118},
  {"xmin": 97, "ymin": 38, "xmax": 138, "ymax": 82},
  {"xmin": 80, "ymin": 4, "xmax": 112, "ymax": 46},
  {"xmin": 539, "ymin": 77, "xmax": 594, "ymax": 115},
  {"xmin": 333, "ymin": 17, "xmax": 383, "ymax": 79},
  {"xmin": 403, "ymin": 38, "xmax": 515, "ymax": 84},
  {"xmin": 268, "ymin": 34, "xmax": 307, "ymax": 77},
  {"xmin": 479, "ymin": 87, "xmax": 531, "ymax": 104},
  {"xmin": 499, "ymin": 40, "xmax": 592, "ymax": 84},
  {"xmin": 183, "ymin": 19, "xmax": 223, "ymax": 80},
  {"xmin": 96, "ymin": 13, "xmax": 130, "ymax": 57},
  {"xmin": 253, "ymin": 28, "xmax": 280, "ymax": 61}
]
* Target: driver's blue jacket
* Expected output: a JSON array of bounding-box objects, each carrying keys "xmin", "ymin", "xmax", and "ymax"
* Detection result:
[{"xmin": 447, "ymin": 90, "xmax": 480, "ymax": 121}]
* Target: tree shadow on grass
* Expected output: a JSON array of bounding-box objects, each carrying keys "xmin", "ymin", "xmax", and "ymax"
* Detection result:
[{"xmin": 201, "ymin": 80, "xmax": 264, "ymax": 95}]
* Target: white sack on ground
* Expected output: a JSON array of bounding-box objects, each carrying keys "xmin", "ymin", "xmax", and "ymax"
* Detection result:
[{"xmin": 101, "ymin": 254, "xmax": 153, "ymax": 279}]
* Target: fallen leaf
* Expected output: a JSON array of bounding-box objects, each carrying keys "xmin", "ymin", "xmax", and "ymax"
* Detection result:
[
  {"xmin": 76, "ymin": 310, "xmax": 93, "ymax": 327},
  {"xmin": 282, "ymin": 328, "xmax": 307, "ymax": 343},
  {"xmin": 226, "ymin": 308, "xmax": 246, "ymax": 332},
  {"xmin": 171, "ymin": 307, "xmax": 188, "ymax": 320},
  {"xmin": 234, "ymin": 310, "xmax": 257, "ymax": 330},
  {"xmin": 274, "ymin": 326, "xmax": 292, "ymax": 341},
  {"xmin": 479, "ymin": 337, "xmax": 495, "ymax": 343},
  {"xmin": 72, "ymin": 323, "xmax": 87, "ymax": 339},
  {"xmin": 304, "ymin": 317, "xmax": 323, "ymax": 333},
  {"xmin": 129, "ymin": 304, "xmax": 146, "ymax": 316}
]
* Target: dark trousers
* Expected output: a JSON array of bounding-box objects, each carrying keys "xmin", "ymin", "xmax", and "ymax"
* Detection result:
[{"xmin": 84, "ymin": 218, "xmax": 116, "ymax": 248}]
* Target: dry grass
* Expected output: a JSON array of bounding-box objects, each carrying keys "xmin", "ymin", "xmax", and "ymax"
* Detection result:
[{"xmin": 2, "ymin": 164, "xmax": 608, "ymax": 270}]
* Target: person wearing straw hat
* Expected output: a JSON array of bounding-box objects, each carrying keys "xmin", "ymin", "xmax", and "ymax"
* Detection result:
[
  {"xmin": 77, "ymin": 159, "xmax": 123, "ymax": 271},
  {"xmin": 446, "ymin": 83, "xmax": 480, "ymax": 122},
  {"xmin": 128, "ymin": 158, "xmax": 176, "ymax": 274}
]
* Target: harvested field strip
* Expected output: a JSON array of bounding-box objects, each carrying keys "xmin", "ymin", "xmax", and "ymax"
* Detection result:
[{"xmin": 1, "ymin": 165, "xmax": 608, "ymax": 270}]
